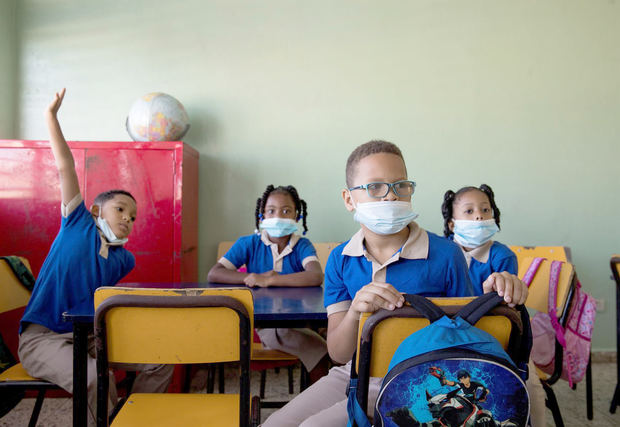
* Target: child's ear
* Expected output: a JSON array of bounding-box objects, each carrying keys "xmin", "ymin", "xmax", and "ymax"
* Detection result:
[
  {"xmin": 341, "ymin": 188, "xmax": 355, "ymax": 212},
  {"xmin": 448, "ymin": 219, "xmax": 455, "ymax": 232},
  {"xmin": 90, "ymin": 204, "xmax": 100, "ymax": 218}
]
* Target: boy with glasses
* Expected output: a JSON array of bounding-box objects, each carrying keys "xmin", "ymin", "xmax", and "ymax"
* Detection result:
[{"xmin": 262, "ymin": 140, "xmax": 527, "ymax": 427}]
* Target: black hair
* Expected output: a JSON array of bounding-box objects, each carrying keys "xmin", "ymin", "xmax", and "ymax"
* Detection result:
[
  {"xmin": 93, "ymin": 189, "xmax": 136, "ymax": 207},
  {"xmin": 441, "ymin": 184, "xmax": 500, "ymax": 237},
  {"xmin": 345, "ymin": 140, "xmax": 405, "ymax": 187},
  {"xmin": 254, "ymin": 185, "xmax": 308, "ymax": 235},
  {"xmin": 456, "ymin": 369, "xmax": 470, "ymax": 380}
]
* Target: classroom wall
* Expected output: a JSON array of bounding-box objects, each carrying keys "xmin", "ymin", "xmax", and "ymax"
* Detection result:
[
  {"xmin": 0, "ymin": 0, "xmax": 17, "ymax": 137},
  {"xmin": 9, "ymin": 1, "xmax": 620, "ymax": 351}
]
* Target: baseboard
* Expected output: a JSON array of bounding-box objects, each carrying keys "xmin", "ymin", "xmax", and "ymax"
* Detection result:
[{"xmin": 591, "ymin": 350, "xmax": 616, "ymax": 363}]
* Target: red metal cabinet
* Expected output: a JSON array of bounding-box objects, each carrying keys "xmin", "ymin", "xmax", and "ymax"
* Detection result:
[{"xmin": 0, "ymin": 140, "xmax": 198, "ymax": 282}]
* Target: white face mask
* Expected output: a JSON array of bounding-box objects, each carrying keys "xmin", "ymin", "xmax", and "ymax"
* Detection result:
[
  {"xmin": 259, "ymin": 217, "xmax": 298, "ymax": 238},
  {"xmin": 352, "ymin": 198, "xmax": 419, "ymax": 235},
  {"xmin": 97, "ymin": 216, "xmax": 128, "ymax": 245},
  {"xmin": 452, "ymin": 219, "xmax": 498, "ymax": 249}
]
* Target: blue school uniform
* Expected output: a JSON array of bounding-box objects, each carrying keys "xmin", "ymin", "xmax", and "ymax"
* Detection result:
[
  {"xmin": 20, "ymin": 199, "xmax": 135, "ymax": 334},
  {"xmin": 219, "ymin": 230, "xmax": 326, "ymax": 370},
  {"xmin": 324, "ymin": 223, "xmax": 473, "ymax": 315},
  {"xmin": 451, "ymin": 238, "xmax": 518, "ymax": 295},
  {"xmin": 220, "ymin": 231, "xmax": 319, "ymax": 273}
]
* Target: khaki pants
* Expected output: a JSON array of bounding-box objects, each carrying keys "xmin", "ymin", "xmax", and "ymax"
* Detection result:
[
  {"xmin": 264, "ymin": 359, "xmax": 546, "ymax": 427},
  {"xmin": 18, "ymin": 323, "xmax": 174, "ymax": 427},
  {"xmin": 257, "ymin": 328, "xmax": 327, "ymax": 371}
]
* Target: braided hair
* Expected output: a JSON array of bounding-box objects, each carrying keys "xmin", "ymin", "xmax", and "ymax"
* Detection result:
[
  {"xmin": 441, "ymin": 184, "xmax": 501, "ymax": 237},
  {"xmin": 254, "ymin": 185, "xmax": 309, "ymax": 235}
]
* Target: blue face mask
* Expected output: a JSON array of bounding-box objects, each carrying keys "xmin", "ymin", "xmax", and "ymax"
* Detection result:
[
  {"xmin": 259, "ymin": 218, "xmax": 298, "ymax": 238},
  {"xmin": 452, "ymin": 219, "xmax": 499, "ymax": 249}
]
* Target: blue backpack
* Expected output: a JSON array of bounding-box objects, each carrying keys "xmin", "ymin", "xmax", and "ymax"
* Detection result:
[{"xmin": 347, "ymin": 292, "xmax": 532, "ymax": 427}]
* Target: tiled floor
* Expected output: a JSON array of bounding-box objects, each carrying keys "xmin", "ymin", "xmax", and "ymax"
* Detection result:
[{"xmin": 2, "ymin": 362, "xmax": 619, "ymax": 426}]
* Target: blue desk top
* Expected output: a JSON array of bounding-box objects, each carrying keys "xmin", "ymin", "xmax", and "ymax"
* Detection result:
[{"xmin": 64, "ymin": 282, "xmax": 327, "ymax": 325}]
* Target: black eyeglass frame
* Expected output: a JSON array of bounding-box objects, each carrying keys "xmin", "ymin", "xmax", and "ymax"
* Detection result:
[{"xmin": 347, "ymin": 180, "xmax": 416, "ymax": 199}]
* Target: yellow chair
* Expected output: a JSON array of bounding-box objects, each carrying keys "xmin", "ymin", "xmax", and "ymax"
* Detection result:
[
  {"xmin": 215, "ymin": 241, "xmax": 299, "ymax": 404},
  {"xmin": 353, "ymin": 296, "xmax": 523, "ymax": 420},
  {"xmin": 94, "ymin": 287, "xmax": 257, "ymax": 427},
  {"xmin": 509, "ymin": 245, "xmax": 571, "ymax": 265},
  {"xmin": 609, "ymin": 254, "xmax": 620, "ymax": 414},
  {"xmin": 0, "ymin": 256, "xmax": 64, "ymax": 427},
  {"xmin": 518, "ymin": 257, "xmax": 589, "ymax": 425},
  {"xmin": 314, "ymin": 242, "xmax": 342, "ymax": 272}
]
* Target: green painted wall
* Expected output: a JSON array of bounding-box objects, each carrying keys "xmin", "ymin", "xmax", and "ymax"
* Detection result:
[
  {"xmin": 12, "ymin": 1, "xmax": 620, "ymax": 350},
  {"xmin": 0, "ymin": 0, "xmax": 17, "ymax": 137}
]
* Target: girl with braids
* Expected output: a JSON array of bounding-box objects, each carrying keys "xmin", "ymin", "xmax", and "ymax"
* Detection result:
[
  {"xmin": 207, "ymin": 184, "xmax": 329, "ymax": 381},
  {"xmin": 441, "ymin": 184, "xmax": 546, "ymax": 427},
  {"xmin": 441, "ymin": 184, "xmax": 517, "ymax": 296}
]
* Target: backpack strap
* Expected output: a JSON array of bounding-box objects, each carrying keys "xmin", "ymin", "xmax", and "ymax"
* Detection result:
[
  {"xmin": 548, "ymin": 260, "xmax": 566, "ymax": 348},
  {"xmin": 402, "ymin": 294, "xmax": 446, "ymax": 322},
  {"xmin": 0, "ymin": 256, "xmax": 35, "ymax": 291},
  {"xmin": 522, "ymin": 256, "xmax": 545, "ymax": 287},
  {"xmin": 455, "ymin": 292, "xmax": 505, "ymax": 325}
]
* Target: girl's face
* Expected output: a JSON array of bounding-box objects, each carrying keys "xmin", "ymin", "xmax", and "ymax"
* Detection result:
[
  {"xmin": 449, "ymin": 190, "xmax": 493, "ymax": 231},
  {"xmin": 263, "ymin": 192, "xmax": 297, "ymax": 220}
]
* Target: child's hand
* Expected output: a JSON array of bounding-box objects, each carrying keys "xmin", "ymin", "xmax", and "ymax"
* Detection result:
[
  {"xmin": 350, "ymin": 281, "xmax": 404, "ymax": 315},
  {"xmin": 46, "ymin": 88, "xmax": 66, "ymax": 118},
  {"xmin": 244, "ymin": 270, "xmax": 278, "ymax": 288},
  {"xmin": 482, "ymin": 271, "xmax": 528, "ymax": 307}
]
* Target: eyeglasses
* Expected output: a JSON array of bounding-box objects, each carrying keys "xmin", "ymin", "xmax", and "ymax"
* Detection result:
[{"xmin": 348, "ymin": 180, "xmax": 416, "ymax": 199}]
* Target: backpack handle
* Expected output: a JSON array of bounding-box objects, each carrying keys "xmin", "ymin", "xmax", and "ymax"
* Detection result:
[
  {"xmin": 455, "ymin": 291, "xmax": 505, "ymax": 325},
  {"xmin": 402, "ymin": 294, "xmax": 447, "ymax": 322}
]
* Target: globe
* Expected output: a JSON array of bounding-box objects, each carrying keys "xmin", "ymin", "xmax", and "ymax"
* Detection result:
[{"xmin": 126, "ymin": 92, "xmax": 190, "ymax": 142}]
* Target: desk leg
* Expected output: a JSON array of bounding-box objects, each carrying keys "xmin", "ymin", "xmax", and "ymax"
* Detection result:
[{"xmin": 73, "ymin": 322, "xmax": 89, "ymax": 427}]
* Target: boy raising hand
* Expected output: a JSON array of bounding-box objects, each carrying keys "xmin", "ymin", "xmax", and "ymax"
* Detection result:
[{"xmin": 18, "ymin": 89, "xmax": 173, "ymax": 426}]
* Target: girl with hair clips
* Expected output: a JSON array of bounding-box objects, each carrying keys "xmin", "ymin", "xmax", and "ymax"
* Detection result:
[
  {"xmin": 441, "ymin": 184, "xmax": 546, "ymax": 427},
  {"xmin": 207, "ymin": 184, "xmax": 329, "ymax": 382}
]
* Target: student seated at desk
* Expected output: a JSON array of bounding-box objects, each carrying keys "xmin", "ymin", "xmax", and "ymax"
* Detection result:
[
  {"xmin": 207, "ymin": 184, "xmax": 329, "ymax": 382},
  {"xmin": 441, "ymin": 184, "xmax": 546, "ymax": 426},
  {"xmin": 262, "ymin": 141, "xmax": 529, "ymax": 427},
  {"xmin": 18, "ymin": 89, "xmax": 173, "ymax": 427}
]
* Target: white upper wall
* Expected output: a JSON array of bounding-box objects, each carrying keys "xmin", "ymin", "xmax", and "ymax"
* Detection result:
[{"xmin": 0, "ymin": 0, "xmax": 17, "ymax": 137}]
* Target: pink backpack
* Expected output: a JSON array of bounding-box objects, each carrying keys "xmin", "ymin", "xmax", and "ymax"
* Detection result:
[{"xmin": 522, "ymin": 257, "xmax": 596, "ymax": 387}]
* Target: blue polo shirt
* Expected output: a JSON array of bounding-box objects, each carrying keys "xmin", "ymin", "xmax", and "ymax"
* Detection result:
[
  {"xmin": 453, "ymin": 239, "xmax": 518, "ymax": 295},
  {"xmin": 324, "ymin": 223, "xmax": 473, "ymax": 314},
  {"xmin": 220, "ymin": 231, "xmax": 319, "ymax": 274},
  {"xmin": 20, "ymin": 198, "xmax": 135, "ymax": 334}
]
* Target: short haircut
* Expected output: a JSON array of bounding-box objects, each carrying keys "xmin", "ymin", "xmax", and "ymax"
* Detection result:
[
  {"xmin": 93, "ymin": 189, "xmax": 136, "ymax": 207},
  {"xmin": 345, "ymin": 140, "xmax": 405, "ymax": 187},
  {"xmin": 457, "ymin": 369, "xmax": 470, "ymax": 380}
]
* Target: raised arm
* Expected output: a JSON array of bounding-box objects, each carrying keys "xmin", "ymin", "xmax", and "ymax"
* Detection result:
[{"xmin": 46, "ymin": 89, "xmax": 80, "ymax": 205}]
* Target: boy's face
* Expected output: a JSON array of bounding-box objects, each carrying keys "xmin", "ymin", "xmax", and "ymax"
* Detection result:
[
  {"xmin": 342, "ymin": 152, "xmax": 410, "ymax": 212},
  {"xmin": 458, "ymin": 376, "xmax": 471, "ymax": 387},
  {"xmin": 93, "ymin": 194, "xmax": 137, "ymax": 239},
  {"xmin": 263, "ymin": 192, "xmax": 296, "ymax": 220},
  {"xmin": 448, "ymin": 189, "xmax": 493, "ymax": 232}
]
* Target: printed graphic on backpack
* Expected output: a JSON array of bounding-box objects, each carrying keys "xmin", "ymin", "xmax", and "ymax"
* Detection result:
[{"xmin": 378, "ymin": 358, "xmax": 528, "ymax": 427}]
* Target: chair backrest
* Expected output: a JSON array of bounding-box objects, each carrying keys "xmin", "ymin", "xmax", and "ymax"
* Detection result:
[
  {"xmin": 357, "ymin": 297, "xmax": 515, "ymax": 378},
  {"xmin": 509, "ymin": 245, "xmax": 571, "ymax": 266},
  {"xmin": 611, "ymin": 255, "xmax": 620, "ymax": 287},
  {"xmin": 217, "ymin": 241, "xmax": 235, "ymax": 260},
  {"xmin": 314, "ymin": 242, "xmax": 341, "ymax": 271},
  {"xmin": 0, "ymin": 257, "xmax": 33, "ymax": 357},
  {"xmin": 94, "ymin": 287, "xmax": 253, "ymax": 365},
  {"xmin": 518, "ymin": 257, "xmax": 575, "ymax": 315}
]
